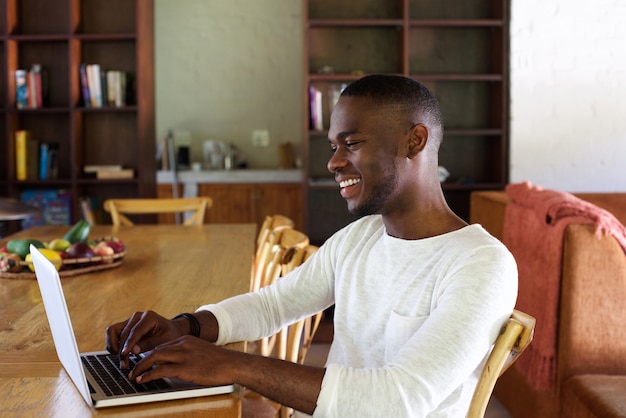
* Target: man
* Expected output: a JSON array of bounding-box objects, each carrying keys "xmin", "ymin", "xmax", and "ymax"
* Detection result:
[{"xmin": 107, "ymin": 74, "xmax": 517, "ymax": 416}]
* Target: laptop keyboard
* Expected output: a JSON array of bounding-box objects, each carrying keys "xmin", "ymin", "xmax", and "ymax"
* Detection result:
[{"xmin": 81, "ymin": 353, "xmax": 171, "ymax": 396}]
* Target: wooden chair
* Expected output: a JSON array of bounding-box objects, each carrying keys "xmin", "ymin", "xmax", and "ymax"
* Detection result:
[
  {"xmin": 256, "ymin": 214, "xmax": 295, "ymax": 254},
  {"xmin": 251, "ymin": 215, "xmax": 295, "ymax": 292},
  {"xmin": 254, "ymin": 229, "xmax": 310, "ymax": 358},
  {"xmin": 467, "ymin": 309, "xmax": 536, "ymax": 418},
  {"xmin": 251, "ymin": 221, "xmax": 302, "ymax": 293},
  {"xmin": 103, "ymin": 197, "xmax": 212, "ymax": 226},
  {"xmin": 243, "ymin": 242, "xmax": 323, "ymax": 418}
]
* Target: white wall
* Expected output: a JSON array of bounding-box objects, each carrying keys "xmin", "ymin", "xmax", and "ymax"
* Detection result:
[
  {"xmin": 510, "ymin": 1, "xmax": 626, "ymax": 192},
  {"xmin": 154, "ymin": 0, "xmax": 303, "ymax": 169},
  {"xmin": 155, "ymin": 1, "xmax": 626, "ymax": 191}
]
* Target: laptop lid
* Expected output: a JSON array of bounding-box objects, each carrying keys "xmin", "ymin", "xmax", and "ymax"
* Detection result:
[
  {"xmin": 30, "ymin": 244, "xmax": 95, "ymax": 406},
  {"xmin": 29, "ymin": 244, "xmax": 234, "ymax": 408}
]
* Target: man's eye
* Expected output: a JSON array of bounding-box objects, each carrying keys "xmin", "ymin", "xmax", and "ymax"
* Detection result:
[{"xmin": 345, "ymin": 141, "xmax": 359, "ymax": 148}]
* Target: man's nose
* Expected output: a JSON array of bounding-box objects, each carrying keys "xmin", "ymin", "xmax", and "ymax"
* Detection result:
[{"xmin": 327, "ymin": 149, "xmax": 347, "ymax": 173}]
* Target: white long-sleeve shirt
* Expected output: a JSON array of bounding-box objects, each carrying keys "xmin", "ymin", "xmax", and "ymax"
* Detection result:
[{"xmin": 198, "ymin": 215, "xmax": 518, "ymax": 417}]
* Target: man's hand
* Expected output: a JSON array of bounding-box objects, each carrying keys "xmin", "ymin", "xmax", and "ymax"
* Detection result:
[
  {"xmin": 129, "ymin": 335, "xmax": 324, "ymax": 415},
  {"xmin": 106, "ymin": 310, "xmax": 185, "ymax": 369},
  {"xmin": 129, "ymin": 335, "xmax": 235, "ymax": 386}
]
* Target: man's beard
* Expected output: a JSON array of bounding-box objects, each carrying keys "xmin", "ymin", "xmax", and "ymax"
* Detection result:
[{"xmin": 348, "ymin": 164, "xmax": 398, "ymax": 217}]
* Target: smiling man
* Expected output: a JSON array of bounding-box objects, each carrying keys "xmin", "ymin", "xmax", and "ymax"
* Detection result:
[{"xmin": 107, "ymin": 74, "xmax": 518, "ymax": 417}]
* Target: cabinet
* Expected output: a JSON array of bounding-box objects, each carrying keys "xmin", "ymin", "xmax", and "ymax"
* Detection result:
[
  {"xmin": 304, "ymin": 0, "xmax": 509, "ymax": 244},
  {"xmin": 0, "ymin": 0, "xmax": 155, "ymax": 224},
  {"xmin": 157, "ymin": 183, "xmax": 304, "ymax": 230}
]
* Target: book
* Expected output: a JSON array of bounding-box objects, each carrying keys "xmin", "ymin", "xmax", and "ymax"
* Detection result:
[
  {"xmin": 31, "ymin": 64, "xmax": 44, "ymax": 108},
  {"xmin": 47, "ymin": 143, "xmax": 59, "ymax": 180},
  {"xmin": 86, "ymin": 64, "xmax": 102, "ymax": 107},
  {"xmin": 107, "ymin": 71, "xmax": 117, "ymax": 107},
  {"xmin": 83, "ymin": 164, "xmax": 122, "ymax": 173},
  {"xmin": 15, "ymin": 70, "xmax": 28, "ymax": 109},
  {"xmin": 20, "ymin": 189, "xmax": 72, "ymax": 228},
  {"xmin": 79, "ymin": 63, "xmax": 91, "ymax": 108},
  {"xmin": 39, "ymin": 142, "xmax": 50, "ymax": 180},
  {"xmin": 309, "ymin": 85, "xmax": 324, "ymax": 131},
  {"xmin": 15, "ymin": 130, "xmax": 39, "ymax": 181},
  {"xmin": 96, "ymin": 168, "xmax": 134, "ymax": 179}
]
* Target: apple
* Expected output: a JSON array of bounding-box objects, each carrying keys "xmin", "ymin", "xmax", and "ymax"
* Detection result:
[
  {"xmin": 104, "ymin": 239, "xmax": 125, "ymax": 254},
  {"xmin": 67, "ymin": 242, "xmax": 96, "ymax": 263},
  {"xmin": 93, "ymin": 242, "xmax": 115, "ymax": 264}
]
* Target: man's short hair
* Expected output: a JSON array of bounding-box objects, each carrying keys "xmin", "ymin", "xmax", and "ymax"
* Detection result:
[{"xmin": 341, "ymin": 74, "xmax": 444, "ymax": 145}]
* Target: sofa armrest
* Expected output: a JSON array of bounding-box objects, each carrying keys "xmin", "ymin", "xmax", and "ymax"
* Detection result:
[{"xmin": 557, "ymin": 224, "xmax": 626, "ymax": 382}]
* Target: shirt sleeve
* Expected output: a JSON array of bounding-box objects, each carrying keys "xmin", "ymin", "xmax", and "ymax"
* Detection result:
[{"xmin": 196, "ymin": 245, "xmax": 336, "ymax": 346}]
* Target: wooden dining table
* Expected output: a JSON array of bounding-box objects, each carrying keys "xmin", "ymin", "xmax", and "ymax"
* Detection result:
[{"xmin": 0, "ymin": 223, "xmax": 257, "ymax": 417}]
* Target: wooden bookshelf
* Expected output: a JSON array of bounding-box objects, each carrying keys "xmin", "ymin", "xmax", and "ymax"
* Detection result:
[
  {"xmin": 303, "ymin": 0, "xmax": 510, "ymax": 245},
  {"xmin": 0, "ymin": 0, "xmax": 155, "ymax": 224}
]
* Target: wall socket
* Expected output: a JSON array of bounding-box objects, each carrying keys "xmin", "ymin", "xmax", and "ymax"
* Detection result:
[{"xmin": 251, "ymin": 129, "xmax": 270, "ymax": 147}]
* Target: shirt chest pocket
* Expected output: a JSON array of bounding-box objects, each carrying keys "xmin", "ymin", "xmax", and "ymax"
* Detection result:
[{"xmin": 384, "ymin": 311, "xmax": 428, "ymax": 363}]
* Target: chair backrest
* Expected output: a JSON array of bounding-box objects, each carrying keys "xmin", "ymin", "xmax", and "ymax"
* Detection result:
[
  {"xmin": 103, "ymin": 197, "xmax": 212, "ymax": 226},
  {"xmin": 467, "ymin": 309, "xmax": 536, "ymax": 418},
  {"xmin": 256, "ymin": 214, "xmax": 295, "ymax": 254},
  {"xmin": 251, "ymin": 223, "xmax": 304, "ymax": 293}
]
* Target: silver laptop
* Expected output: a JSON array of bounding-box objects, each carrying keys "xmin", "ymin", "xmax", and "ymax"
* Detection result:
[{"xmin": 29, "ymin": 244, "xmax": 234, "ymax": 408}]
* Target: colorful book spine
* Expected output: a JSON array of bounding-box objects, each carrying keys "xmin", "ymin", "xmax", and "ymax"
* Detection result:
[
  {"xmin": 79, "ymin": 63, "xmax": 91, "ymax": 108},
  {"xmin": 15, "ymin": 70, "xmax": 28, "ymax": 109},
  {"xmin": 15, "ymin": 130, "xmax": 28, "ymax": 180},
  {"xmin": 39, "ymin": 142, "xmax": 50, "ymax": 180},
  {"xmin": 309, "ymin": 85, "xmax": 324, "ymax": 131}
]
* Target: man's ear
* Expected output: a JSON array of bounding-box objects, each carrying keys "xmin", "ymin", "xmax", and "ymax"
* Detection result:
[{"xmin": 407, "ymin": 123, "xmax": 428, "ymax": 158}]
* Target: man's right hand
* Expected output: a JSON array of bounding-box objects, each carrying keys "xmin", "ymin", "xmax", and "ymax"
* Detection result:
[{"xmin": 106, "ymin": 310, "xmax": 185, "ymax": 369}]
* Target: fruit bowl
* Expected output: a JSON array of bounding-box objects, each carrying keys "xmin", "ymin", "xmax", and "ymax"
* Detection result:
[{"xmin": 0, "ymin": 236, "xmax": 126, "ymax": 280}]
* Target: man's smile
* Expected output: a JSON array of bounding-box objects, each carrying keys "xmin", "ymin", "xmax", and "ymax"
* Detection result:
[{"xmin": 339, "ymin": 178, "xmax": 361, "ymax": 189}]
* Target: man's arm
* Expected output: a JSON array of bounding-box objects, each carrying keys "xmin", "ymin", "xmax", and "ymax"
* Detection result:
[
  {"xmin": 107, "ymin": 310, "xmax": 325, "ymax": 414},
  {"xmin": 128, "ymin": 334, "xmax": 324, "ymax": 415}
]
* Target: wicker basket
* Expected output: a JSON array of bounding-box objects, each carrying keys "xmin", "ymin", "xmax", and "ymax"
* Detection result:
[{"xmin": 0, "ymin": 237, "xmax": 126, "ymax": 280}]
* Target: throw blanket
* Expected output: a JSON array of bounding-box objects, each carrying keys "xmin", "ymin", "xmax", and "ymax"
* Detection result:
[{"xmin": 503, "ymin": 182, "xmax": 626, "ymax": 391}]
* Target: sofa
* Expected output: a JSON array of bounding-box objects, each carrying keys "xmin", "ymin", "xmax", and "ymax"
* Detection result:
[{"xmin": 469, "ymin": 186, "xmax": 626, "ymax": 418}]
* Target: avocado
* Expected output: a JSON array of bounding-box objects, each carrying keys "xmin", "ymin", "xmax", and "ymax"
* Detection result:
[{"xmin": 7, "ymin": 239, "xmax": 46, "ymax": 259}]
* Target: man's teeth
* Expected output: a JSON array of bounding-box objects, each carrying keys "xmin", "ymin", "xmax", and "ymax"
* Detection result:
[{"xmin": 340, "ymin": 178, "xmax": 361, "ymax": 188}]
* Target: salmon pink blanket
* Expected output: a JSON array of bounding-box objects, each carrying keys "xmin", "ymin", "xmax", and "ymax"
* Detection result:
[{"xmin": 503, "ymin": 182, "xmax": 626, "ymax": 391}]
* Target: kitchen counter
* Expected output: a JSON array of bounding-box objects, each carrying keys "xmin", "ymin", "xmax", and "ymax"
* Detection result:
[{"xmin": 157, "ymin": 169, "xmax": 303, "ymax": 184}]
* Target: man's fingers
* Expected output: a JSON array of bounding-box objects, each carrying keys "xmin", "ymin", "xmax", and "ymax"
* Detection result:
[
  {"xmin": 105, "ymin": 322, "xmax": 123, "ymax": 354},
  {"xmin": 128, "ymin": 337, "xmax": 192, "ymax": 382}
]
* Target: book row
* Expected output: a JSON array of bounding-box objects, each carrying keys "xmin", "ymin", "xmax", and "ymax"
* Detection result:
[
  {"xmin": 15, "ymin": 64, "xmax": 49, "ymax": 109},
  {"xmin": 14, "ymin": 130, "xmax": 58, "ymax": 181},
  {"xmin": 79, "ymin": 63, "xmax": 134, "ymax": 108},
  {"xmin": 308, "ymin": 83, "xmax": 346, "ymax": 131},
  {"xmin": 14, "ymin": 130, "xmax": 135, "ymax": 182}
]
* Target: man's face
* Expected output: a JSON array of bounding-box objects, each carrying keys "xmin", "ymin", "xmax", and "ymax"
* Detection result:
[{"xmin": 327, "ymin": 96, "xmax": 408, "ymax": 217}]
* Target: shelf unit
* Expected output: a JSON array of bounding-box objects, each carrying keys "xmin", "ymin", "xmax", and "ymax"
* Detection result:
[
  {"xmin": 0, "ymin": 0, "xmax": 155, "ymax": 225},
  {"xmin": 303, "ymin": 0, "xmax": 509, "ymax": 245}
]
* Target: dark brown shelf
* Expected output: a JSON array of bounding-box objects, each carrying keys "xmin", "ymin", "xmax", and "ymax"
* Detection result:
[
  {"xmin": 303, "ymin": 0, "xmax": 510, "ymax": 239},
  {"xmin": 6, "ymin": 34, "xmax": 69, "ymax": 42},
  {"xmin": 310, "ymin": 73, "xmax": 504, "ymax": 82},
  {"xmin": 0, "ymin": 0, "xmax": 155, "ymax": 224},
  {"xmin": 73, "ymin": 34, "xmax": 137, "ymax": 41},
  {"xmin": 309, "ymin": 19, "xmax": 404, "ymax": 27},
  {"xmin": 309, "ymin": 19, "xmax": 504, "ymax": 28},
  {"xmin": 409, "ymin": 19, "xmax": 504, "ymax": 27}
]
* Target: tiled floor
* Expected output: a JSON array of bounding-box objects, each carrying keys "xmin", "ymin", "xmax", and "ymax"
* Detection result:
[{"xmin": 304, "ymin": 343, "xmax": 511, "ymax": 418}]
